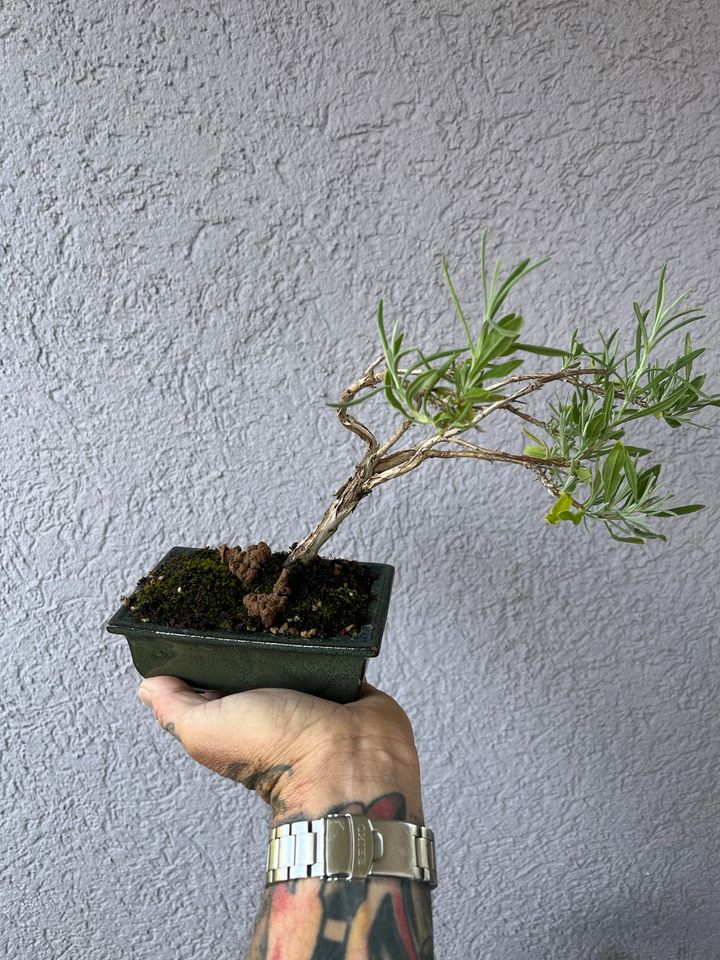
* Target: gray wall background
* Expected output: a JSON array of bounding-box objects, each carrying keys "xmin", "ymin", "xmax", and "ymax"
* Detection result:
[{"xmin": 2, "ymin": 1, "xmax": 719, "ymax": 957}]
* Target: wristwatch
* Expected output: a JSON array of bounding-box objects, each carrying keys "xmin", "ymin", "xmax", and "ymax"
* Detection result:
[{"xmin": 266, "ymin": 814, "xmax": 437, "ymax": 888}]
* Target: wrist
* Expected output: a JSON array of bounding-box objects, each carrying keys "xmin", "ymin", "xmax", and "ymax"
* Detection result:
[
  {"xmin": 270, "ymin": 744, "xmax": 424, "ymax": 827},
  {"xmin": 274, "ymin": 784, "xmax": 424, "ymax": 828}
]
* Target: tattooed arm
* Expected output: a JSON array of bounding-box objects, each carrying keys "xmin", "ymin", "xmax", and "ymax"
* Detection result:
[
  {"xmin": 138, "ymin": 678, "xmax": 434, "ymax": 959},
  {"xmin": 247, "ymin": 797, "xmax": 434, "ymax": 959}
]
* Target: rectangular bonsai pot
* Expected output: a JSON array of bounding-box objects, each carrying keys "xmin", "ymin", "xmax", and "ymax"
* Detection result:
[{"xmin": 106, "ymin": 546, "xmax": 394, "ymax": 704}]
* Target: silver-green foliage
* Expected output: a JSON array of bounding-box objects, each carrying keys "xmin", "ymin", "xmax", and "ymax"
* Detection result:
[{"xmin": 338, "ymin": 234, "xmax": 720, "ymax": 544}]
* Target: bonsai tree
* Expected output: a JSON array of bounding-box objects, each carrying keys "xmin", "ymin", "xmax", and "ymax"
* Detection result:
[
  {"xmin": 126, "ymin": 233, "xmax": 719, "ymax": 636},
  {"xmin": 278, "ymin": 231, "xmax": 718, "ymax": 572}
]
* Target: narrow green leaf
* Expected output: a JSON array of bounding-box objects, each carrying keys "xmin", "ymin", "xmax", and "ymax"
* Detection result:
[
  {"xmin": 585, "ymin": 410, "xmax": 607, "ymax": 442},
  {"xmin": 480, "ymin": 228, "xmax": 490, "ymax": 320},
  {"xmin": 376, "ymin": 301, "xmax": 404, "ymax": 395},
  {"xmin": 486, "ymin": 357, "xmax": 524, "ymax": 380},
  {"xmin": 327, "ymin": 384, "xmax": 387, "ymax": 409},
  {"xmin": 600, "ymin": 382, "xmax": 616, "ymax": 425},
  {"xmin": 489, "ymin": 256, "xmax": 550, "ymax": 321},
  {"xmin": 442, "ymin": 256, "xmax": 473, "ymax": 348},
  {"xmin": 620, "ymin": 396, "xmax": 681, "ymax": 422},
  {"xmin": 660, "ymin": 290, "xmax": 691, "ymax": 323},
  {"xmin": 383, "ymin": 371, "xmax": 413, "ymax": 418},
  {"xmin": 653, "ymin": 312, "xmax": 704, "ymax": 347},
  {"xmin": 405, "ymin": 370, "xmax": 441, "ymax": 403},
  {"xmin": 633, "ymin": 302, "xmax": 650, "ymax": 327},
  {"xmin": 654, "ymin": 265, "xmax": 667, "ymax": 330},
  {"xmin": 637, "ymin": 463, "xmax": 661, "ymax": 497},
  {"xmin": 401, "ymin": 347, "xmax": 464, "ymax": 379},
  {"xmin": 668, "ymin": 347, "xmax": 705, "ymax": 372},
  {"xmin": 464, "ymin": 388, "xmax": 505, "ymax": 403},
  {"xmin": 609, "ymin": 531, "xmax": 645, "ymax": 545},
  {"xmin": 634, "ymin": 319, "xmax": 645, "ymax": 367},
  {"xmin": 514, "ymin": 341, "xmax": 570, "ymax": 357},
  {"xmin": 383, "ymin": 383, "xmax": 407, "ymax": 415},
  {"xmin": 657, "ymin": 503, "xmax": 705, "ymax": 516},
  {"xmin": 623, "ymin": 449, "xmax": 638, "ymax": 499},
  {"xmin": 405, "ymin": 354, "xmax": 457, "ymax": 403},
  {"xmin": 601, "ymin": 441, "xmax": 625, "ymax": 500}
]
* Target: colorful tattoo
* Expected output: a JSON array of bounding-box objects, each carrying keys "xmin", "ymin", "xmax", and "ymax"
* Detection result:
[{"xmin": 246, "ymin": 793, "xmax": 434, "ymax": 959}]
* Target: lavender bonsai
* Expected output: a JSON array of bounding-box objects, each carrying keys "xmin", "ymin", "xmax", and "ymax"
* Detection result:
[
  {"xmin": 119, "ymin": 233, "xmax": 719, "ymax": 649},
  {"xmin": 284, "ymin": 232, "xmax": 718, "ymax": 569}
]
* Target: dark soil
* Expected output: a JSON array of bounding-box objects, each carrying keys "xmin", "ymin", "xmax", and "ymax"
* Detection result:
[{"xmin": 122, "ymin": 545, "xmax": 377, "ymax": 640}]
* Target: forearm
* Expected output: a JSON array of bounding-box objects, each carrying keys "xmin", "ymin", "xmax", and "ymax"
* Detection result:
[
  {"xmin": 135, "ymin": 678, "xmax": 433, "ymax": 958},
  {"xmin": 245, "ymin": 784, "xmax": 434, "ymax": 959},
  {"xmin": 246, "ymin": 874, "xmax": 433, "ymax": 959}
]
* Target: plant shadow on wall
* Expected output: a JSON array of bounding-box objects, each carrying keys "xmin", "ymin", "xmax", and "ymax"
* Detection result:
[
  {"xmin": 107, "ymin": 230, "xmax": 720, "ymax": 701},
  {"xmin": 563, "ymin": 893, "xmax": 709, "ymax": 960}
]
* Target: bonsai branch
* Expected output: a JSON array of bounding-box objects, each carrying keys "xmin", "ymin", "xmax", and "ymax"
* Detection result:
[
  {"xmin": 284, "ymin": 365, "xmax": 600, "ymax": 567},
  {"xmin": 502, "ymin": 403, "xmax": 546, "ymax": 428},
  {"xmin": 467, "ymin": 368, "xmax": 606, "ymax": 428},
  {"xmin": 367, "ymin": 444, "xmax": 566, "ymax": 489},
  {"xmin": 335, "ymin": 353, "xmax": 385, "ymax": 452}
]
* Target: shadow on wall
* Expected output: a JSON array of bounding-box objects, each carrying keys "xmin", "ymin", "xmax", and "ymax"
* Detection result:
[{"xmin": 573, "ymin": 902, "xmax": 713, "ymax": 960}]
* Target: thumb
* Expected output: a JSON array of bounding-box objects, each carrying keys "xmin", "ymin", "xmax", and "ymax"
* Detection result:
[{"xmin": 138, "ymin": 675, "xmax": 212, "ymax": 741}]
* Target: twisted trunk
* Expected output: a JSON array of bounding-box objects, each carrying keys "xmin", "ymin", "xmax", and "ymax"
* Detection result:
[{"xmin": 284, "ymin": 472, "xmax": 371, "ymax": 567}]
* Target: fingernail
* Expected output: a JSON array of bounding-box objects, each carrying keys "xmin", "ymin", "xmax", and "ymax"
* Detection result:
[{"xmin": 138, "ymin": 685, "xmax": 152, "ymax": 706}]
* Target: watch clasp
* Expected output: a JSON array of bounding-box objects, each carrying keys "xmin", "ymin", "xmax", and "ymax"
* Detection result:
[{"xmin": 324, "ymin": 814, "xmax": 382, "ymax": 881}]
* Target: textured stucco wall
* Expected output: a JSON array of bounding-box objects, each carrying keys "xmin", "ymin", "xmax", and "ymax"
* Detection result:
[{"xmin": 2, "ymin": 1, "xmax": 719, "ymax": 957}]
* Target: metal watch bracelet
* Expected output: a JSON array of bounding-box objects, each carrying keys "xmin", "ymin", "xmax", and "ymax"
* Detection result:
[{"xmin": 266, "ymin": 814, "xmax": 437, "ymax": 888}]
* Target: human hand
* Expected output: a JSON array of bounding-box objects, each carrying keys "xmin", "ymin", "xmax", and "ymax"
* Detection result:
[{"xmin": 137, "ymin": 677, "xmax": 424, "ymax": 826}]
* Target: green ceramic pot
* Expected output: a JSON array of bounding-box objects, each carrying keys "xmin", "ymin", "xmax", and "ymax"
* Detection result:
[{"xmin": 106, "ymin": 546, "xmax": 394, "ymax": 704}]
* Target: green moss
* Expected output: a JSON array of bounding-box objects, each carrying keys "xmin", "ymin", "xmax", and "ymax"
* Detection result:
[
  {"xmin": 124, "ymin": 547, "xmax": 377, "ymax": 639},
  {"xmin": 126, "ymin": 549, "xmax": 252, "ymax": 630}
]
